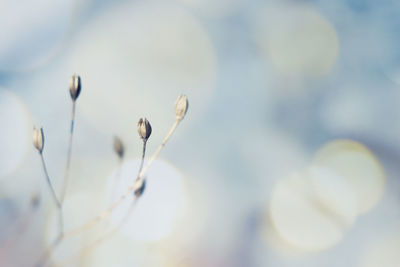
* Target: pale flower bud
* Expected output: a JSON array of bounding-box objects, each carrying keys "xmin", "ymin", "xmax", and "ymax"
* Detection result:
[
  {"xmin": 33, "ymin": 127, "xmax": 44, "ymax": 153},
  {"xmin": 113, "ymin": 136, "xmax": 125, "ymax": 159},
  {"xmin": 30, "ymin": 192, "xmax": 41, "ymax": 209},
  {"xmin": 133, "ymin": 178, "xmax": 146, "ymax": 197},
  {"xmin": 174, "ymin": 94, "xmax": 188, "ymax": 120},
  {"xmin": 137, "ymin": 118, "xmax": 152, "ymax": 140},
  {"xmin": 69, "ymin": 74, "xmax": 81, "ymax": 101}
]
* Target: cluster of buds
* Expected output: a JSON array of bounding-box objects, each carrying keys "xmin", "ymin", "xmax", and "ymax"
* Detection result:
[
  {"xmin": 34, "ymin": 78, "xmax": 189, "ymax": 203},
  {"xmin": 69, "ymin": 74, "xmax": 81, "ymax": 101},
  {"xmin": 113, "ymin": 136, "xmax": 125, "ymax": 159},
  {"xmin": 137, "ymin": 118, "xmax": 152, "ymax": 141},
  {"xmin": 33, "ymin": 127, "xmax": 44, "ymax": 154},
  {"xmin": 174, "ymin": 94, "xmax": 188, "ymax": 120}
]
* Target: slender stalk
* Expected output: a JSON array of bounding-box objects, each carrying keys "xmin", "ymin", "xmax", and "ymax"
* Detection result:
[
  {"xmin": 34, "ymin": 118, "xmax": 182, "ymax": 267},
  {"xmin": 35, "ymin": 234, "xmax": 63, "ymax": 267},
  {"xmin": 137, "ymin": 139, "xmax": 147, "ymax": 180},
  {"xmin": 54, "ymin": 199, "xmax": 138, "ymax": 267},
  {"xmin": 55, "ymin": 139, "xmax": 147, "ymax": 266},
  {"xmin": 60, "ymin": 101, "xmax": 76, "ymax": 204},
  {"xmin": 65, "ymin": 119, "xmax": 179, "ymax": 238},
  {"xmin": 34, "ymin": 154, "xmax": 64, "ymax": 267},
  {"xmin": 138, "ymin": 119, "xmax": 180, "ymax": 179},
  {"xmin": 41, "ymin": 154, "xmax": 64, "ymax": 235},
  {"xmin": 41, "ymin": 154, "xmax": 61, "ymax": 210}
]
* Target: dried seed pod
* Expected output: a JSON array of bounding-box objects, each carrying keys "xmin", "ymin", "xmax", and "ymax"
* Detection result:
[
  {"xmin": 69, "ymin": 74, "xmax": 81, "ymax": 101},
  {"xmin": 137, "ymin": 118, "xmax": 152, "ymax": 140},
  {"xmin": 133, "ymin": 178, "xmax": 146, "ymax": 197},
  {"xmin": 30, "ymin": 192, "xmax": 41, "ymax": 209},
  {"xmin": 174, "ymin": 94, "xmax": 188, "ymax": 120},
  {"xmin": 33, "ymin": 127, "xmax": 44, "ymax": 153},
  {"xmin": 113, "ymin": 136, "xmax": 125, "ymax": 159}
]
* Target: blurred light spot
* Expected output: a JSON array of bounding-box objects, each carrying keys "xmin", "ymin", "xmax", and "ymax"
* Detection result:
[
  {"xmin": 384, "ymin": 58, "xmax": 400, "ymax": 86},
  {"xmin": 312, "ymin": 139, "xmax": 385, "ymax": 214},
  {"xmin": 360, "ymin": 232, "xmax": 400, "ymax": 267},
  {"xmin": 85, "ymin": 234, "xmax": 148, "ymax": 267},
  {"xmin": 108, "ymin": 159, "xmax": 186, "ymax": 242},
  {"xmin": 0, "ymin": 0, "xmax": 72, "ymax": 71},
  {"xmin": 261, "ymin": 214, "xmax": 306, "ymax": 258},
  {"xmin": 63, "ymin": 2, "xmax": 216, "ymax": 140},
  {"xmin": 164, "ymin": 173, "xmax": 209, "ymax": 247},
  {"xmin": 0, "ymin": 89, "xmax": 31, "ymax": 179},
  {"xmin": 253, "ymin": 3, "xmax": 338, "ymax": 77},
  {"xmin": 240, "ymin": 130, "xmax": 308, "ymax": 190},
  {"xmin": 269, "ymin": 167, "xmax": 357, "ymax": 252},
  {"xmin": 319, "ymin": 87, "xmax": 377, "ymax": 133},
  {"xmin": 309, "ymin": 166, "xmax": 358, "ymax": 227},
  {"xmin": 176, "ymin": 0, "xmax": 246, "ymax": 17},
  {"xmin": 381, "ymin": 31, "xmax": 400, "ymax": 86},
  {"xmin": 67, "ymin": 156, "xmax": 115, "ymax": 197},
  {"xmin": 386, "ymin": 68, "xmax": 400, "ymax": 85}
]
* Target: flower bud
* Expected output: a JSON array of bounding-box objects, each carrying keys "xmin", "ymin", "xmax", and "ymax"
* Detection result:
[
  {"xmin": 113, "ymin": 136, "xmax": 125, "ymax": 159},
  {"xmin": 133, "ymin": 178, "xmax": 146, "ymax": 197},
  {"xmin": 69, "ymin": 74, "xmax": 81, "ymax": 101},
  {"xmin": 174, "ymin": 94, "xmax": 188, "ymax": 120},
  {"xmin": 137, "ymin": 118, "xmax": 152, "ymax": 140},
  {"xmin": 30, "ymin": 192, "xmax": 41, "ymax": 209},
  {"xmin": 33, "ymin": 127, "xmax": 44, "ymax": 153}
]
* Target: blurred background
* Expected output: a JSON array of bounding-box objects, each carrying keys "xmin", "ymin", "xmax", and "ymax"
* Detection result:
[{"xmin": 1, "ymin": 0, "xmax": 400, "ymax": 266}]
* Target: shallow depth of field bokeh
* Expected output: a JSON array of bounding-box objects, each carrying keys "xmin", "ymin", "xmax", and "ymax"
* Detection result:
[{"xmin": 1, "ymin": 0, "xmax": 400, "ymax": 266}]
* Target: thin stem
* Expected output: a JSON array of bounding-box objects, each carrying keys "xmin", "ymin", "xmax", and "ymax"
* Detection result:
[
  {"xmin": 41, "ymin": 153, "xmax": 64, "ymax": 236},
  {"xmin": 56, "ymin": 139, "xmax": 148, "ymax": 266},
  {"xmin": 138, "ymin": 119, "xmax": 180, "ymax": 179},
  {"xmin": 54, "ymin": 199, "xmax": 138, "ymax": 267},
  {"xmin": 64, "ymin": 119, "xmax": 180, "ymax": 238},
  {"xmin": 54, "ymin": 140, "xmax": 147, "ymax": 266},
  {"xmin": 40, "ymin": 154, "xmax": 61, "ymax": 209},
  {"xmin": 69, "ymin": 119, "xmax": 180, "ymax": 236},
  {"xmin": 137, "ymin": 139, "xmax": 147, "ymax": 180},
  {"xmin": 35, "ymin": 153, "xmax": 64, "ymax": 267},
  {"xmin": 36, "ymin": 101, "xmax": 76, "ymax": 267},
  {"xmin": 35, "ymin": 234, "xmax": 63, "ymax": 267},
  {"xmin": 60, "ymin": 101, "xmax": 76, "ymax": 204},
  {"xmin": 35, "ymin": 118, "xmax": 182, "ymax": 267}
]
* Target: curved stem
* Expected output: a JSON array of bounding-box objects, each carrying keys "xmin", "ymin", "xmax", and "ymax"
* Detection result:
[
  {"xmin": 35, "ymin": 101, "xmax": 77, "ymax": 267},
  {"xmin": 35, "ymin": 153, "xmax": 64, "ymax": 267},
  {"xmin": 35, "ymin": 118, "xmax": 182, "ymax": 267},
  {"xmin": 60, "ymin": 101, "xmax": 76, "ymax": 204},
  {"xmin": 55, "ymin": 138, "xmax": 149, "ymax": 266},
  {"xmin": 138, "ymin": 119, "xmax": 179, "ymax": 179},
  {"xmin": 35, "ymin": 234, "xmax": 63, "ymax": 267},
  {"xmin": 54, "ymin": 199, "xmax": 138, "ymax": 267},
  {"xmin": 41, "ymin": 153, "xmax": 63, "ymax": 235},
  {"xmin": 53, "ymin": 139, "xmax": 148, "ymax": 266},
  {"xmin": 64, "ymin": 119, "xmax": 180, "ymax": 239}
]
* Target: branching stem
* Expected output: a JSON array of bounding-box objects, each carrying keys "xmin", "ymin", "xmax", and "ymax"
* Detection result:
[{"xmin": 34, "ymin": 118, "xmax": 182, "ymax": 267}]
